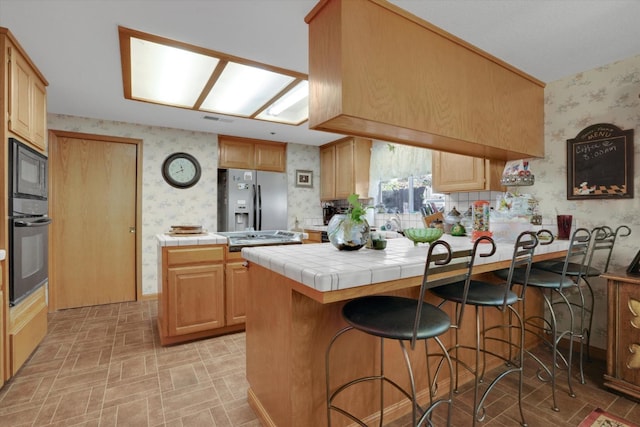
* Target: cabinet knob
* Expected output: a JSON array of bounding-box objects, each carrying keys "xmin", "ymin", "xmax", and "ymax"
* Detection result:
[{"xmin": 129, "ymin": 227, "xmax": 136, "ymax": 233}]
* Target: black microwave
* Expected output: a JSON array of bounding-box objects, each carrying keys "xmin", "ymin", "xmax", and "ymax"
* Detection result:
[{"xmin": 9, "ymin": 138, "xmax": 48, "ymax": 201}]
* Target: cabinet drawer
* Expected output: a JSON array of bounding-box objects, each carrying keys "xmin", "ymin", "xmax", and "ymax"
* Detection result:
[
  {"xmin": 226, "ymin": 250, "xmax": 245, "ymax": 261},
  {"xmin": 167, "ymin": 246, "xmax": 224, "ymax": 266}
]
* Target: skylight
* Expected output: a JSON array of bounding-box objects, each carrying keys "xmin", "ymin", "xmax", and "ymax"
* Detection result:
[{"xmin": 118, "ymin": 26, "xmax": 309, "ymax": 126}]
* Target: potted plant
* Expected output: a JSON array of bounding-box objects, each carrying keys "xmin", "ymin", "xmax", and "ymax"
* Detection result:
[{"xmin": 327, "ymin": 193, "xmax": 371, "ymax": 251}]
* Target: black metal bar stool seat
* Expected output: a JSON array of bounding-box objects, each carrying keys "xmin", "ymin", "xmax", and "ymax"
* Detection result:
[
  {"xmin": 342, "ymin": 295, "xmax": 451, "ymax": 341},
  {"xmin": 326, "ymin": 241, "xmax": 463, "ymax": 427},
  {"xmin": 533, "ymin": 260, "xmax": 600, "ymax": 277},
  {"xmin": 494, "ymin": 267, "xmax": 575, "ymax": 290},
  {"xmin": 430, "ymin": 280, "xmax": 518, "ymax": 307},
  {"xmin": 430, "ymin": 232, "xmax": 538, "ymax": 427},
  {"xmin": 493, "ymin": 228, "xmax": 592, "ymax": 412}
]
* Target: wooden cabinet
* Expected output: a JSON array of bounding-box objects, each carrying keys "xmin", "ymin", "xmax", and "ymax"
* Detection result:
[
  {"xmin": 306, "ymin": 0, "xmax": 544, "ymax": 160},
  {"xmin": 320, "ymin": 136, "xmax": 371, "ymax": 201},
  {"xmin": 158, "ymin": 244, "xmax": 245, "ymax": 345},
  {"xmin": 1, "ymin": 28, "xmax": 48, "ymax": 383},
  {"xmin": 158, "ymin": 244, "xmax": 249, "ymax": 345},
  {"xmin": 166, "ymin": 263, "xmax": 225, "ymax": 335},
  {"xmin": 218, "ymin": 134, "xmax": 286, "ymax": 172},
  {"xmin": 432, "ymin": 151, "xmax": 504, "ymax": 193},
  {"xmin": 303, "ymin": 230, "xmax": 323, "ymax": 244},
  {"xmin": 603, "ymin": 271, "xmax": 640, "ymax": 400},
  {"xmin": 319, "ymin": 144, "xmax": 336, "ymax": 200},
  {"xmin": 0, "ymin": 287, "xmax": 3, "ymax": 387},
  {"xmin": 255, "ymin": 142, "xmax": 286, "ymax": 172},
  {"xmin": 9, "ymin": 286, "xmax": 47, "ymax": 376},
  {"xmin": 4, "ymin": 30, "xmax": 48, "ymax": 152},
  {"xmin": 225, "ymin": 251, "xmax": 248, "ymax": 325}
]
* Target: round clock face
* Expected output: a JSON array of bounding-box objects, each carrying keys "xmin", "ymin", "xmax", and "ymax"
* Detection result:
[{"xmin": 162, "ymin": 152, "xmax": 201, "ymax": 188}]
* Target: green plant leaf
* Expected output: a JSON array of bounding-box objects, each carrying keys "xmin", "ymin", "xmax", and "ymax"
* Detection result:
[{"xmin": 347, "ymin": 193, "xmax": 364, "ymax": 223}]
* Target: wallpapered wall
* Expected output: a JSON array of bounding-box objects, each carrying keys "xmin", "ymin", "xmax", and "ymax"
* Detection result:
[
  {"xmin": 529, "ymin": 53, "xmax": 640, "ymax": 349},
  {"xmin": 47, "ymin": 114, "xmax": 323, "ymax": 296},
  {"xmin": 49, "ymin": 52, "xmax": 640, "ymax": 349}
]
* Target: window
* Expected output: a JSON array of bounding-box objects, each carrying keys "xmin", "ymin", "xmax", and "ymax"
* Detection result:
[{"xmin": 378, "ymin": 174, "xmax": 443, "ymax": 214}]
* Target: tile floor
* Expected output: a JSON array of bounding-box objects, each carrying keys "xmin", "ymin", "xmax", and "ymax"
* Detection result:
[{"xmin": 0, "ymin": 300, "xmax": 638, "ymax": 426}]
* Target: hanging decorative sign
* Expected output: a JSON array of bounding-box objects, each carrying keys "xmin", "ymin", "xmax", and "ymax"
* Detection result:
[{"xmin": 566, "ymin": 123, "xmax": 634, "ymax": 200}]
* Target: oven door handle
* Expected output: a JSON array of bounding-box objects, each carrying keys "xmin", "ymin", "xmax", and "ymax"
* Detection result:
[{"xmin": 14, "ymin": 217, "xmax": 53, "ymax": 227}]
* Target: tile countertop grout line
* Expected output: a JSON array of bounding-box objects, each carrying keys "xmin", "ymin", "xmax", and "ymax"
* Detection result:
[{"xmin": 241, "ymin": 236, "xmax": 571, "ymax": 292}]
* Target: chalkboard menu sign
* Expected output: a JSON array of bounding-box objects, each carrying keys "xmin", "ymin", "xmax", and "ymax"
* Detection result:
[{"xmin": 566, "ymin": 123, "xmax": 634, "ymax": 200}]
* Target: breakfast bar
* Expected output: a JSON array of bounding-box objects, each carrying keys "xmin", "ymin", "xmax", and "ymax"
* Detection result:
[{"xmin": 242, "ymin": 235, "xmax": 569, "ymax": 427}]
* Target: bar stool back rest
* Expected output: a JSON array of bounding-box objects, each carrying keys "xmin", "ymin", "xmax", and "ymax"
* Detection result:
[
  {"xmin": 555, "ymin": 227, "xmax": 592, "ymax": 289},
  {"xmin": 412, "ymin": 236, "xmax": 496, "ymax": 342},
  {"xmin": 587, "ymin": 225, "xmax": 631, "ymax": 275},
  {"xmin": 498, "ymin": 231, "xmax": 540, "ymax": 309}
]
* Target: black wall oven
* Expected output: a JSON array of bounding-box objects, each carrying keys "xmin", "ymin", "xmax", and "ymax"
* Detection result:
[{"xmin": 8, "ymin": 138, "xmax": 51, "ymax": 306}]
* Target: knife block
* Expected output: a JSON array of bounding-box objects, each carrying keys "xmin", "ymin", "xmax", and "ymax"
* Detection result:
[{"xmin": 422, "ymin": 212, "xmax": 444, "ymax": 228}]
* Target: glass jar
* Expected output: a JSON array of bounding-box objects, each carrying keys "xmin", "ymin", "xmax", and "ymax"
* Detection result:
[
  {"xmin": 443, "ymin": 206, "xmax": 462, "ymax": 234},
  {"xmin": 327, "ymin": 214, "xmax": 370, "ymax": 251},
  {"xmin": 471, "ymin": 200, "xmax": 492, "ymax": 242}
]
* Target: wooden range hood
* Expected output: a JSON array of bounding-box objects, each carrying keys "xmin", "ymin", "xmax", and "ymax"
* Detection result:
[{"xmin": 305, "ymin": 0, "xmax": 545, "ymax": 160}]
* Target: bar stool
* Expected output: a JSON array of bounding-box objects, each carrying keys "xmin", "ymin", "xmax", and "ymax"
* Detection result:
[
  {"xmin": 534, "ymin": 224, "xmax": 631, "ymax": 367},
  {"xmin": 430, "ymin": 232, "xmax": 538, "ymax": 427},
  {"xmin": 495, "ymin": 227, "xmax": 591, "ymax": 412},
  {"xmin": 325, "ymin": 240, "xmax": 482, "ymax": 427}
]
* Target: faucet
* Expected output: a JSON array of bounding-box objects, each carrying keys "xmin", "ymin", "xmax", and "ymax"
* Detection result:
[{"xmin": 386, "ymin": 214, "xmax": 403, "ymax": 233}]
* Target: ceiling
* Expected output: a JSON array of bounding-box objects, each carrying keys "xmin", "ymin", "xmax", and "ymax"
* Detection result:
[{"xmin": 2, "ymin": 0, "xmax": 640, "ymax": 147}]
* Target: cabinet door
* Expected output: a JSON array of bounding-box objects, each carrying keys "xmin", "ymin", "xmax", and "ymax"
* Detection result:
[
  {"xmin": 432, "ymin": 152, "xmax": 487, "ymax": 192},
  {"xmin": 320, "ymin": 145, "xmax": 336, "ymax": 200},
  {"xmin": 334, "ymin": 139, "xmax": 355, "ymax": 199},
  {"xmin": 167, "ymin": 264, "xmax": 225, "ymax": 336},
  {"xmin": 32, "ymin": 78, "xmax": 47, "ymax": 151},
  {"xmin": 219, "ymin": 138, "xmax": 254, "ymax": 169},
  {"xmin": 9, "ymin": 48, "xmax": 33, "ymax": 143},
  {"xmin": 0, "ymin": 288, "xmax": 3, "ymax": 386},
  {"xmin": 255, "ymin": 142, "xmax": 286, "ymax": 172},
  {"xmin": 225, "ymin": 262, "xmax": 248, "ymax": 325},
  {"xmin": 303, "ymin": 230, "xmax": 323, "ymax": 243}
]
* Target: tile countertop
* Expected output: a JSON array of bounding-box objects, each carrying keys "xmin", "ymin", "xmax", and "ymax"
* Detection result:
[
  {"xmin": 241, "ymin": 234, "xmax": 571, "ymax": 293},
  {"xmin": 156, "ymin": 232, "xmax": 229, "ymax": 246}
]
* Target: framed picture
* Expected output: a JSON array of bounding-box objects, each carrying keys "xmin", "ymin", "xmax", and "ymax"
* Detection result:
[
  {"xmin": 295, "ymin": 170, "xmax": 313, "ymax": 188},
  {"xmin": 627, "ymin": 250, "xmax": 640, "ymax": 276},
  {"xmin": 566, "ymin": 123, "xmax": 634, "ymax": 200}
]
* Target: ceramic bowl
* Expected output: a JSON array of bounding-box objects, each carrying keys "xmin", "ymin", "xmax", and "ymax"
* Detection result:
[{"xmin": 403, "ymin": 227, "xmax": 444, "ymax": 246}]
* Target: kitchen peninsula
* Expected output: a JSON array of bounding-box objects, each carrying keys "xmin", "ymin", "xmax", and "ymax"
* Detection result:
[{"xmin": 242, "ymin": 236, "xmax": 570, "ymax": 427}]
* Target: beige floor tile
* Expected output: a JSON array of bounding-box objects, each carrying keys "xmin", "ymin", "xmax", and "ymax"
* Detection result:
[{"xmin": 0, "ymin": 300, "xmax": 636, "ymax": 427}]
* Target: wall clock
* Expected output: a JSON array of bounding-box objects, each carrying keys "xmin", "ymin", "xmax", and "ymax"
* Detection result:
[{"xmin": 161, "ymin": 152, "xmax": 201, "ymax": 189}]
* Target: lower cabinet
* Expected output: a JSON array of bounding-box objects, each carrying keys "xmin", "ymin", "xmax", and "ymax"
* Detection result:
[
  {"xmin": 603, "ymin": 271, "xmax": 640, "ymax": 400},
  {"xmin": 158, "ymin": 244, "xmax": 245, "ymax": 346},
  {"xmin": 225, "ymin": 251, "xmax": 248, "ymax": 325},
  {"xmin": 303, "ymin": 230, "xmax": 323, "ymax": 244},
  {"xmin": 9, "ymin": 285, "xmax": 47, "ymax": 376},
  {"xmin": 166, "ymin": 263, "xmax": 225, "ymax": 336}
]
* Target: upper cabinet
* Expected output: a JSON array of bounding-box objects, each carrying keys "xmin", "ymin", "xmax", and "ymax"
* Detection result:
[
  {"xmin": 320, "ymin": 136, "xmax": 371, "ymax": 200},
  {"xmin": 2, "ymin": 28, "xmax": 48, "ymax": 153},
  {"xmin": 305, "ymin": 0, "xmax": 544, "ymax": 161},
  {"xmin": 432, "ymin": 152, "xmax": 504, "ymax": 193},
  {"xmin": 218, "ymin": 135, "xmax": 286, "ymax": 172}
]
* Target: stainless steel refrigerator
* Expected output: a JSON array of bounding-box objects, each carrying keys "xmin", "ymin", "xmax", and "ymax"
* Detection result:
[{"xmin": 217, "ymin": 169, "xmax": 288, "ymax": 232}]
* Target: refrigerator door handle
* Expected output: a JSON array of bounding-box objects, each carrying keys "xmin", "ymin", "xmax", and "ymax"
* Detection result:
[
  {"xmin": 257, "ymin": 185, "xmax": 263, "ymax": 230},
  {"xmin": 252, "ymin": 184, "xmax": 257, "ymax": 230}
]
